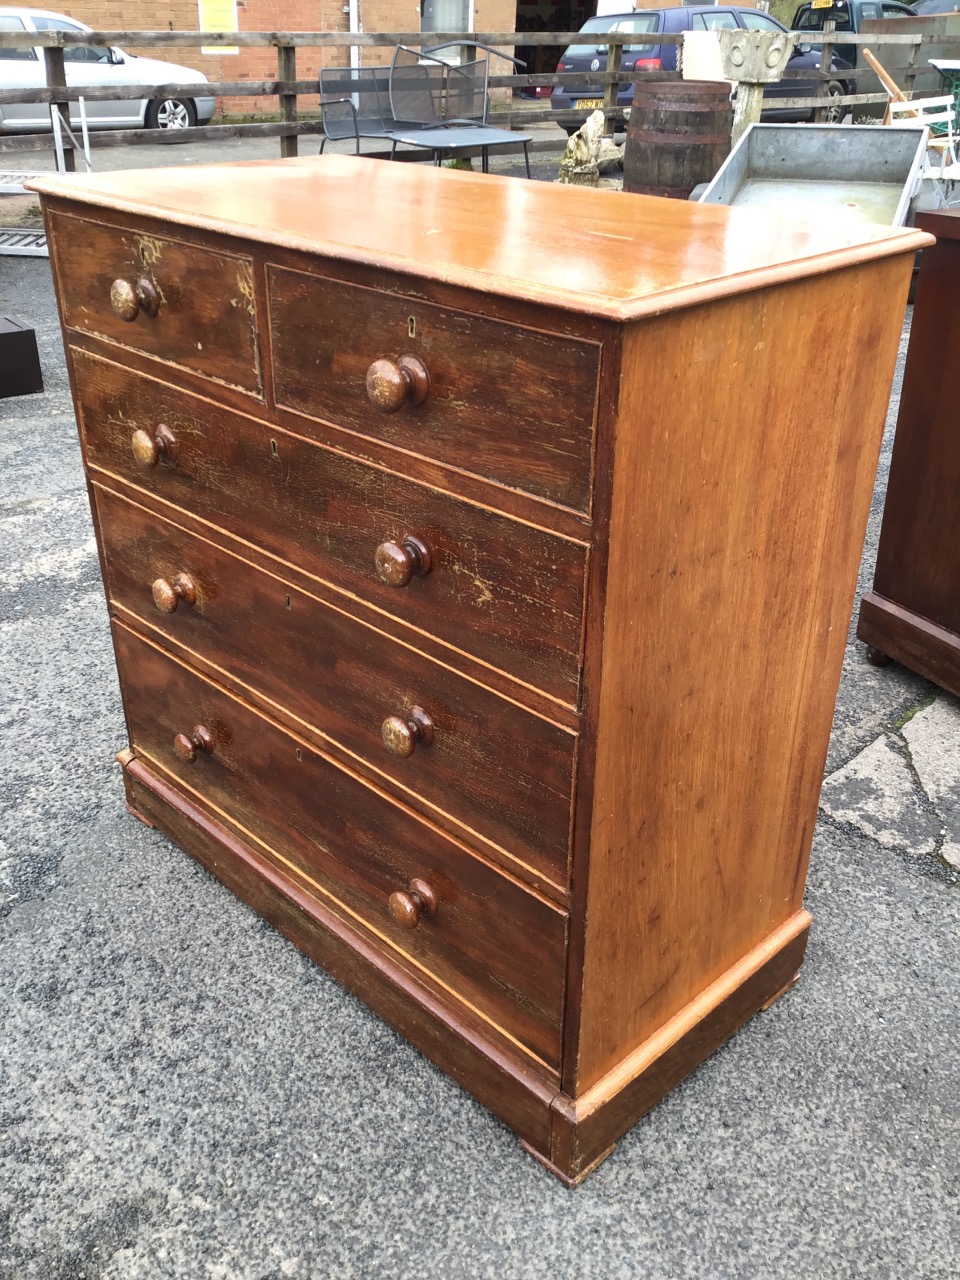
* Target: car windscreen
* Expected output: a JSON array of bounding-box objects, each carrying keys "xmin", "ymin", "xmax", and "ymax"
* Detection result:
[
  {"xmin": 793, "ymin": 2, "xmax": 854, "ymax": 30},
  {"xmin": 570, "ymin": 14, "xmax": 660, "ymax": 54}
]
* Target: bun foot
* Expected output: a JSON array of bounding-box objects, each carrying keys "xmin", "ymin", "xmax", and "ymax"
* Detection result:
[{"xmin": 866, "ymin": 645, "xmax": 892, "ymax": 667}]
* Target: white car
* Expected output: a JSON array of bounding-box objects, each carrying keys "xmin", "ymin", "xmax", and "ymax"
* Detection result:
[{"xmin": 0, "ymin": 6, "xmax": 216, "ymax": 131}]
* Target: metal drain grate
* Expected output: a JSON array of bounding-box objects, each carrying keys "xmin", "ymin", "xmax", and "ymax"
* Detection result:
[
  {"xmin": 0, "ymin": 227, "xmax": 48, "ymax": 257},
  {"xmin": 0, "ymin": 170, "xmax": 42, "ymax": 194}
]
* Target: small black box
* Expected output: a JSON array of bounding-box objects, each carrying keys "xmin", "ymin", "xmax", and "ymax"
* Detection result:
[{"xmin": 1, "ymin": 316, "xmax": 44, "ymax": 398}]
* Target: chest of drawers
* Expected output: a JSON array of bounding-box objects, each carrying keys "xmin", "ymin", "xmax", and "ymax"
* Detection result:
[
  {"xmin": 33, "ymin": 157, "xmax": 926, "ymax": 1184},
  {"xmin": 857, "ymin": 209, "xmax": 960, "ymax": 696}
]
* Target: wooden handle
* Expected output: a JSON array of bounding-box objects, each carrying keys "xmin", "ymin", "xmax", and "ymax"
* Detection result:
[
  {"xmin": 365, "ymin": 354, "xmax": 430, "ymax": 414},
  {"xmin": 152, "ymin": 573, "xmax": 197, "ymax": 614},
  {"xmin": 131, "ymin": 423, "xmax": 178, "ymax": 469},
  {"xmin": 110, "ymin": 276, "xmax": 161, "ymax": 323},
  {"xmin": 381, "ymin": 707, "xmax": 434, "ymax": 758},
  {"xmin": 388, "ymin": 878, "xmax": 438, "ymax": 929},
  {"xmin": 374, "ymin": 536, "xmax": 432, "ymax": 588},
  {"xmin": 173, "ymin": 724, "xmax": 214, "ymax": 763}
]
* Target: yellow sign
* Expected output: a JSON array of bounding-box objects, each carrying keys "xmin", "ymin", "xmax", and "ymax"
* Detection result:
[{"xmin": 199, "ymin": 0, "xmax": 239, "ymax": 55}]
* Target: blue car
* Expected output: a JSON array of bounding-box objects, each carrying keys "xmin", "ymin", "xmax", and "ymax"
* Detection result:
[{"xmin": 551, "ymin": 5, "xmax": 855, "ymax": 133}]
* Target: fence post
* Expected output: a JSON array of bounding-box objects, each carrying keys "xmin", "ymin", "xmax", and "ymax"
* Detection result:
[
  {"xmin": 904, "ymin": 33, "xmax": 919, "ymax": 98},
  {"xmin": 603, "ymin": 38, "xmax": 623, "ymax": 139},
  {"xmin": 278, "ymin": 42, "xmax": 297, "ymax": 158},
  {"xmin": 43, "ymin": 45, "xmax": 74, "ymax": 172},
  {"xmin": 813, "ymin": 21, "xmax": 835, "ymax": 124}
]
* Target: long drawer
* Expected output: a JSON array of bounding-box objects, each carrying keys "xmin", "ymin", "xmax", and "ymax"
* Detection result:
[
  {"xmin": 268, "ymin": 265, "xmax": 600, "ymax": 513},
  {"xmin": 74, "ymin": 348, "xmax": 588, "ymax": 705},
  {"xmin": 49, "ymin": 211, "xmax": 262, "ymax": 396},
  {"xmin": 95, "ymin": 482, "xmax": 576, "ymax": 887},
  {"xmin": 114, "ymin": 624, "xmax": 567, "ymax": 1067}
]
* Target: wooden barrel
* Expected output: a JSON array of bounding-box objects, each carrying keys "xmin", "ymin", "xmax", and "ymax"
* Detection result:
[{"xmin": 623, "ymin": 80, "xmax": 733, "ymax": 199}]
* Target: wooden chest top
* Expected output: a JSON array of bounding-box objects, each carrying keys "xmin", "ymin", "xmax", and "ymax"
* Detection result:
[{"xmin": 29, "ymin": 155, "xmax": 928, "ymax": 320}]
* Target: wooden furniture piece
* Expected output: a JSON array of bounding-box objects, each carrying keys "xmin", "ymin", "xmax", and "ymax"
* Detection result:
[
  {"xmin": 858, "ymin": 208, "xmax": 960, "ymax": 695},
  {"xmin": 1, "ymin": 315, "xmax": 43, "ymax": 397},
  {"xmin": 31, "ymin": 157, "xmax": 927, "ymax": 1184}
]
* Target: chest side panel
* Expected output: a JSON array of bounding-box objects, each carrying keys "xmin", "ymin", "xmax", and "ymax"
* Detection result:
[{"xmin": 572, "ymin": 257, "xmax": 913, "ymax": 1093}]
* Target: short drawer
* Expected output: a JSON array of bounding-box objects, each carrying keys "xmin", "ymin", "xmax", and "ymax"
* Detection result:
[
  {"xmin": 96, "ymin": 483, "xmax": 576, "ymax": 886},
  {"xmin": 268, "ymin": 265, "xmax": 600, "ymax": 513},
  {"xmin": 115, "ymin": 624, "xmax": 567, "ymax": 1068},
  {"xmin": 75, "ymin": 349, "xmax": 587, "ymax": 706},
  {"xmin": 49, "ymin": 211, "xmax": 261, "ymax": 395}
]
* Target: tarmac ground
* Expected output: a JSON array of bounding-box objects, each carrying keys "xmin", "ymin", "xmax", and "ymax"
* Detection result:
[{"xmin": 0, "ymin": 134, "xmax": 958, "ymax": 1280}]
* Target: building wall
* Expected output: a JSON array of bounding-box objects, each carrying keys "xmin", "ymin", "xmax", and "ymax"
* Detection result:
[{"xmin": 56, "ymin": 0, "xmax": 517, "ymax": 116}]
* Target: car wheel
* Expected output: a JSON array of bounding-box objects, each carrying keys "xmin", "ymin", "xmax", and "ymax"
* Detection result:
[
  {"xmin": 820, "ymin": 82, "xmax": 845, "ymax": 125},
  {"xmin": 146, "ymin": 97, "xmax": 197, "ymax": 130}
]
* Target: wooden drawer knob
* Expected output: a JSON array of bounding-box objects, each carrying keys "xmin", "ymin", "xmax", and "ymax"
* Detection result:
[
  {"xmin": 388, "ymin": 878, "xmax": 438, "ymax": 929},
  {"xmin": 374, "ymin": 536, "xmax": 432, "ymax": 588},
  {"xmin": 381, "ymin": 707, "xmax": 433, "ymax": 758},
  {"xmin": 152, "ymin": 573, "xmax": 197, "ymax": 614},
  {"xmin": 173, "ymin": 724, "xmax": 214, "ymax": 763},
  {"xmin": 110, "ymin": 276, "xmax": 161, "ymax": 323},
  {"xmin": 365, "ymin": 354, "xmax": 430, "ymax": 414},
  {"xmin": 131, "ymin": 423, "xmax": 178, "ymax": 469}
]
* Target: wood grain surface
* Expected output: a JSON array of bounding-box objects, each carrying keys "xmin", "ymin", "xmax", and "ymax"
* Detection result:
[
  {"xmin": 121, "ymin": 755, "xmax": 561, "ymax": 1153},
  {"xmin": 114, "ymin": 623, "xmax": 569, "ymax": 1068},
  {"xmin": 39, "ymin": 156, "xmax": 925, "ymax": 1183},
  {"xmin": 94, "ymin": 482, "xmax": 578, "ymax": 889},
  {"xmin": 30, "ymin": 159, "xmax": 931, "ymax": 321},
  {"xmin": 73, "ymin": 348, "xmax": 589, "ymax": 705},
  {"xmin": 49, "ymin": 210, "xmax": 262, "ymax": 395},
  {"xmin": 570, "ymin": 256, "xmax": 913, "ymax": 1092},
  {"xmin": 859, "ymin": 210, "xmax": 960, "ymax": 689},
  {"xmin": 269, "ymin": 265, "xmax": 600, "ymax": 513}
]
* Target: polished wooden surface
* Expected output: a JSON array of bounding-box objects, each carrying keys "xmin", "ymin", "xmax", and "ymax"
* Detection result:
[
  {"xmin": 857, "ymin": 209, "xmax": 960, "ymax": 696},
  {"xmin": 121, "ymin": 758, "xmax": 561, "ymax": 1152},
  {"xmin": 571, "ymin": 256, "xmax": 912, "ymax": 1091},
  {"xmin": 73, "ymin": 348, "xmax": 589, "ymax": 705},
  {"xmin": 93, "ymin": 482, "xmax": 576, "ymax": 889},
  {"xmin": 49, "ymin": 210, "xmax": 262, "ymax": 394},
  {"xmin": 269, "ymin": 265, "xmax": 599, "ymax": 511},
  {"xmin": 31, "ymin": 156, "xmax": 929, "ymax": 321},
  {"xmin": 41, "ymin": 160, "xmax": 923, "ymax": 1184},
  {"xmin": 115, "ymin": 622, "xmax": 568, "ymax": 1068}
]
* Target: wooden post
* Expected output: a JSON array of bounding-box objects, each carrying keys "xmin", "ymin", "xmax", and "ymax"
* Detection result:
[
  {"xmin": 813, "ymin": 20, "xmax": 836, "ymax": 124},
  {"xmin": 278, "ymin": 42, "xmax": 297, "ymax": 158},
  {"xmin": 603, "ymin": 37, "xmax": 623, "ymax": 140},
  {"xmin": 904, "ymin": 33, "xmax": 919, "ymax": 99},
  {"xmin": 43, "ymin": 45, "xmax": 74, "ymax": 172}
]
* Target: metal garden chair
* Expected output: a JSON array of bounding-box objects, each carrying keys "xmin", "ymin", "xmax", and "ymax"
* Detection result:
[{"xmin": 387, "ymin": 45, "xmax": 532, "ymax": 176}]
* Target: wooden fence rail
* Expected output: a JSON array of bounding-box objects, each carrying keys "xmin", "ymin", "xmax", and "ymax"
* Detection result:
[{"xmin": 0, "ymin": 26, "xmax": 945, "ymax": 170}]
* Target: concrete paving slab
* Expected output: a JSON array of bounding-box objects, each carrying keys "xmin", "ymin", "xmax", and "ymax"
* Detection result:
[
  {"xmin": 819, "ymin": 731, "xmax": 942, "ymax": 857},
  {"xmin": 904, "ymin": 695, "xmax": 960, "ymax": 869}
]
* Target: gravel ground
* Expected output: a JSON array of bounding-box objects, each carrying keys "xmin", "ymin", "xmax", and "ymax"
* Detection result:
[{"xmin": 0, "ymin": 165, "xmax": 958, "ymax": 1279}]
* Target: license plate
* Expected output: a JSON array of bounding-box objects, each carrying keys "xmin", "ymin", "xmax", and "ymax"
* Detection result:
[
  {"xmin": 577, "ymin": 98, "xmax": 605, "ymax": 109},
  {"xmin": 812, "ymin": 0, "xmax": 834, "ymax": 8}
]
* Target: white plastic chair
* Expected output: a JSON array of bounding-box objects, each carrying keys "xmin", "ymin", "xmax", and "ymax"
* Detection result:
[{"xmin": 889, "ymin": 94, "xmax": 960, "ymax": 205}]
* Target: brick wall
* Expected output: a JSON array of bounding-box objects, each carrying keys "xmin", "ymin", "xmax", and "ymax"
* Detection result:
[{"xmin": 50, "ymin": 0, "xmax": 518, "ymax": 116}]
